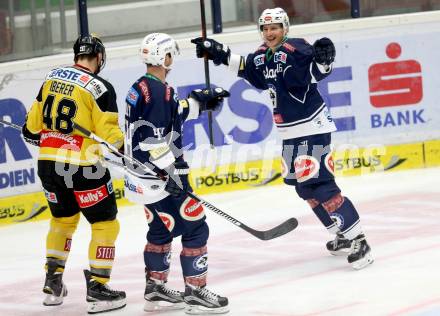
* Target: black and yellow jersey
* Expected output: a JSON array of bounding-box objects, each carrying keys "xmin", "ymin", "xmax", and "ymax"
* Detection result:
[{"xmin": 26, "ymin": 65, "xmax": 123, "ymax": 166}]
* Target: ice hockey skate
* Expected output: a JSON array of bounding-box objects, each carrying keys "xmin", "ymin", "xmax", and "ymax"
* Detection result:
[
  {"xmin": 42, "ymin": 261, "xmax": 67, "ymax": 306},
  {"xmin": 184, "ymin": 285, "xmax": 229, "ymax": 314},
  {"xmin": 347, "ymin": 234, "xmax": 374, "ymax": 270},
  {"xmin": 144, "ymin": 279, "xmax": 185, "ymax": 312},
  {"xmin": 326, "ymin": 232, "xmax": 352, "ymax": 256},
  {"xmin": 84, "ymin": 270, "xmax": 126, "ymax": 314}
]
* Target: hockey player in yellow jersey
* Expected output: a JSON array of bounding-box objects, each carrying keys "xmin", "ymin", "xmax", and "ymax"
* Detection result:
[{"xmin": 22, "ymin": 34, "xmax": 126, "ymax": 314}]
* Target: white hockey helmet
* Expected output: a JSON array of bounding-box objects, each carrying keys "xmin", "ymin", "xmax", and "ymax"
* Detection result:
[
  {"xmin": 139, "ymin": 33, "xmax": 180, "ymax": 69},
  {"xmin": 258, "ymin": 7, "xmax": 290, "ymax": 36}
]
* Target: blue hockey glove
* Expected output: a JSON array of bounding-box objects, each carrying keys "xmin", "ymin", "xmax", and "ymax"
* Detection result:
[
  {"xmin": 164, "ymin": 161, "xmax": 190, "ymax": 197},
  {"xmin": 189, "ymin": 87, "xmax": 230, "ymax": 112},
  {"xmin": 22, "ymin": 123, "xmax": 40, "ymax": 146},
  {"xmin": 191, "ymin": 37, "xmax": 231, "ymax": 66},
  {"xmin": 313, "ymin": 37, "xmax": 336, "ymax": 65}
]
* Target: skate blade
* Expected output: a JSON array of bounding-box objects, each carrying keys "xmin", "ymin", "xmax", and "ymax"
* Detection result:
[
  {"xmin": 144, "ymin": 299, "xmax": 185, "ymax": 312},
  {"xmin": 185, "ymin": 305, "xmax": 229, "ymax": 315},
  {"xmin": 86, "ymin": 298, "xmax": 126, "ymax": 314},
  {"xmin": 329, "ymin": 249, "xmax": 350, "ymax": 256},
  {"xmin": 351, "ymin": 252, "xmax": 374, "ymax": 270},
  {"xmin": 42, "ymin": 284, "xmax": 67, "ymax": 306}
]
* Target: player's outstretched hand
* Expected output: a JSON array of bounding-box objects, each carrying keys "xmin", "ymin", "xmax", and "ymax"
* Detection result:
[
  {"xmin": 22, "ymin": 123, "xmax": 40, "ymax": 147},
  {"xmin": 190, "ymin": 87, "xmax": 230, "ymax": 112},
  {"xmin": 191, "ymin": 37, "xmax": 231, "ymax": 66},
  {"xmin": 164, "ymin": 161, "xmax": 190, "ymax": 197},
  {"xmin": 313, "ymin": 37, "xmax": 336, "ymax": 65}
]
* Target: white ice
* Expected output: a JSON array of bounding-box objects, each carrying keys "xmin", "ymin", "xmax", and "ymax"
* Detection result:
[{"xmin": 1, "ymin": 167, "xmax": 440, "ymax": 316}]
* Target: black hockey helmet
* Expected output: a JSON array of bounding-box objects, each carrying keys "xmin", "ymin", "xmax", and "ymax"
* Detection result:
[{"xmin": 73, "ymin": 34, "xmax": 106, "ymax": 72}]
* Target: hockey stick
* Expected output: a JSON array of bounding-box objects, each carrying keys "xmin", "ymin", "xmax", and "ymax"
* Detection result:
[
  {"xmin": 199, "ymin": 0, "xmax": 215, "ymax": 148},
  {"xmin": 0, "ymin": 118, "xmax": 22, "ymax": 131},
  {"xmin": 72, "ymin": 122, "xmax": 298, "ymax": 240}
]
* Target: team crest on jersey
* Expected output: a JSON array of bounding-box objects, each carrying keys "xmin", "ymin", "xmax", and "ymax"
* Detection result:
[
  {"xmin": 254, "ymin": 54, "xmax": 265, "ymax": 67},
  {"xmin": 180, "ymin": 197, "xmax": 205, "ymax": 221},
  {"xmin": 324, "ymin": 153, "xmax": 335, "ymax": 175},
  {"xmin": 126, "ymin": 87, "xmax": 139, "ymax": 106},
  {"xmin": 294, "ymin": 155, "xmax": 320, "ymax": 183},
  {"xmin": 274, "ymin": 51, "xmax": 287, "ymax": 64},
  {"xmin": 158, "ymin": 212, "xmax": 175, "ymax": 231},
  {"xmin": 144, "ymin": 206, "xmax": 154, "ymax": 224}
]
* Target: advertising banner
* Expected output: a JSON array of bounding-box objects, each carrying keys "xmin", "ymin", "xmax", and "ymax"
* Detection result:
[{"xmin": 1, "ymin": 16, "xmax": 440, "ymax": 202}]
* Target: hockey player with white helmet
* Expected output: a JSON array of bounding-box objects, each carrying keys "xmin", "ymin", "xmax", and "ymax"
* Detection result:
[
  {"xmin": 192, "ymin": 7, "xmax": 374, "ymax": 270},
  {"xmin": 124, "ymin": 32, "xmax": 230, "ymax": 314}
]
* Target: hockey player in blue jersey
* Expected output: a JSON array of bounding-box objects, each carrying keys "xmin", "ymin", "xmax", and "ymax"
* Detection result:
[
  {"xmin": 191, "ymin": 8, "xmax": 373, "ymax": 270},
  {"xmin": 124, "ymin": 33, "xmax": 230, "ymax": 314}
]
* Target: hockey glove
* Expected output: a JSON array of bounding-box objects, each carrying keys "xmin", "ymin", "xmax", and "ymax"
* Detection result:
[
  {"xmin": 313, "ymin": 37, "xmax": 336, "ymax": 65},
  {"xmin": 191, "ymin": 37, "xmax": 231, "ymax": 66},
  {"xmin": 22, "ymin": 123, "xmax": 40, "ymax": 147},
  {"xmin": 190, "ymin": 87, "xmax": 230, "ymax": 112},
  {"xmin": 164, "ymin": 161, "xmax": 190, "ymax": 197}
]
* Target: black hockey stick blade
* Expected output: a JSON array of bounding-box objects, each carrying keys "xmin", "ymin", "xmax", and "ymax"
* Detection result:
[{"xmin": 242, "ymin": 217, "xmax": 298, "ymax": 240}]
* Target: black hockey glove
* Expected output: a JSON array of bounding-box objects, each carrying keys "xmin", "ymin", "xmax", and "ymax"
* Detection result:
[
  {"xmin": 22, "ymin": 123, "xmax": 40, "ymax": 147},
  {"xmin": 313, "ymin": 37, "xmax": 336, "ymax": 65},
  {"xmin": 191, "ymin": 37, "xmax": 231, "ymax": 66},
  {"xmin": 164, "ymin": 161, "xmax": 190, "ymax": 197},
  {"xmin": 190, "ymin": 87, "xmax": 230, "ymax": 112}
]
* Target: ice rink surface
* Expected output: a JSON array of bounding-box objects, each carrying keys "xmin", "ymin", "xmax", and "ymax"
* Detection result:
[{"xmin": 1, "ymin": 167, "xmax": 439, "ymax": 316}]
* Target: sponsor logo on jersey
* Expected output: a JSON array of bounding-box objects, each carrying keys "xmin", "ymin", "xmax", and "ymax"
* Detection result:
[
  {"xmin": 126, "ymin": 87, "xmax": 139, "ymax": 106},
  {"xmin": 47, "ymin": 68, "xmax": 91, "ymax": 87},
  {"xmin": 263, "ymin": 64, "xmax": 283, "ymax": 79},
  {"xmin": 282, "ymin": 42, "xmax": 295, "ymax": 52},
  {"xmin": 165, "ymin": 86, "xmax": 171, "ymax": 102},
  {"xmin": 43, "ymin": 188, "xmax": 58, "ymax": 203},
  {"xmin": 139, "ymin": 80, "xmax": 151, "ymax": 104},
  {"xmin": 96, "ymin": 246, "xmax": 115, "ymax": 259},
  {"xmin": 124, "ymin": 178, "xmax": 144, "ymax": 194},
  {"xmin": 193, "ymin": 254, "xmax": 208, "ymax": 271},
  {"xmin": 158, "ymin": 212, "xmax": 175, "ymax": 231},
  {"xmin": 40, "ymin": 131, "xmax": 83, "ymax": 151},
  {"xmin": 86, "ymin": 78, "xmax": 107, "ymax": 99},
  {"xmin": 106, "ymin": 180, "xmax": 114, "ymax": 194},
  {"xmin": 180, "ymin": 197, "xmax": 205, "ymax": 221},
  {"xmin": 64, "ymin": 238, "xmax": 72, "ymax": 251},
  {"xmin": 274, "ymin": 51, "xmax": 287, "ymax": 64},
  {"xmin": 79, "ymin": 74, "xmax": 91, "ymax": 85},
  {"xmin": 74, "ymin": 185, "xmax": 108, "ymax": 208},
  {"xmin": 294, "ymin": 155, "xmax": 320, "ymax": 182},
  {"xmin": 254, "ymin": 54, "xmax": 265, "ymax": 67},
  {"xmin": 144, "ymin": 206, "xmax": 154, "ymax": 224}
]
